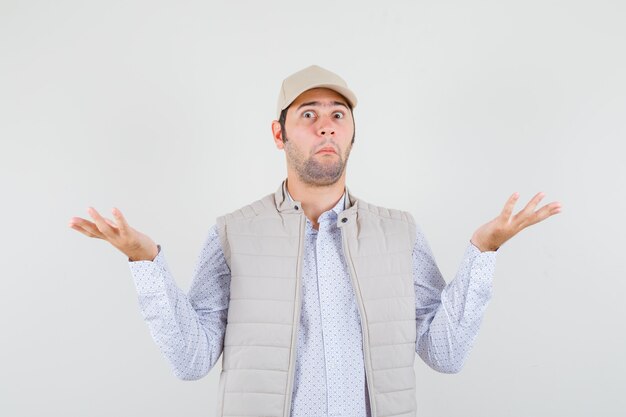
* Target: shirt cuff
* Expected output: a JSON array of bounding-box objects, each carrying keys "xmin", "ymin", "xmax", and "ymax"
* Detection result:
[
  {"xmin": 127, "ymin": 244, "xmax": 170, "ymax": 294},
  {"xmin": 466, "ymin": 241, "xmax": 497, "ymax": 294}
]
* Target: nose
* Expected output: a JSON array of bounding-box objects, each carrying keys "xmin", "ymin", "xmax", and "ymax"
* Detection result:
[{"xmin": 317, "ymin": 114, "xmax": 336, "ymax": 137}]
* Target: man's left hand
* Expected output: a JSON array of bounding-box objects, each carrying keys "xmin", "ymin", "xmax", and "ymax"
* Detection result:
[{"xmin": 470, "ymin": 192, "xmax": 562, "ymax": 252}]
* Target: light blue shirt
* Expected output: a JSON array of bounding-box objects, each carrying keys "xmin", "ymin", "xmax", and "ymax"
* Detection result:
[{"xmin": 128, "ymin": 186, "xmax": 497, "ymax": 417}]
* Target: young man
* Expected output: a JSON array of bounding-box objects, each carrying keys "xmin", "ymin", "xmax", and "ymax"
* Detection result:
[{"xmin": 68, "ymin": 64, "xmax": 562, "ymax": 417}]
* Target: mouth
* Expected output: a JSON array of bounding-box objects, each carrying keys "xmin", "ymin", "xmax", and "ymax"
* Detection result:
[{"xmin": 316, "ymin": 147, "xmax": 337, "ymax": 154}]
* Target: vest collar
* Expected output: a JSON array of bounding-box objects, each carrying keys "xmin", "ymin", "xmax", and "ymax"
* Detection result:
[{"xmin": 273, "ymin": 179, "xmax": 359, "ymax": 226}]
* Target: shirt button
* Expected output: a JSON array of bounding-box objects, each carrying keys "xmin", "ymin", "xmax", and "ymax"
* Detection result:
[
  {"xmin": 294, "ymin": 205, "xmax": 299, "ymax": 210},
  {"xmin": 341, "ymin": 217, "xmax": 348, "ymax": 223}
]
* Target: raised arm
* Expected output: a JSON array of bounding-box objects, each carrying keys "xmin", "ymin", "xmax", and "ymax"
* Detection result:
[
  {"xmin": 413, "ymin": 224, "xmax": 496, "ymax": 373},
  {"xmin": 68, "ymin": 207, "xmax": 230, "ymax": 379},
  {"xmin": 129, "ymin": 225, "xmax": 230, "ymax": 380},
  {"xmin": 413, "ymin": 192, "xmax": 561, "ymax": 373}
]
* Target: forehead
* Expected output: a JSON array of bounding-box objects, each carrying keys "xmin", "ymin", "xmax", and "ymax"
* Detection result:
[{"xmin": 290, "ymin": 87, "xmax": 349, "ymax": 107}]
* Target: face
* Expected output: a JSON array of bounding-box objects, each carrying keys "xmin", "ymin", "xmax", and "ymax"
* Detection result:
[{"xmin": 272, "ymin": 88, "xmax": 355, "ymax": 187}]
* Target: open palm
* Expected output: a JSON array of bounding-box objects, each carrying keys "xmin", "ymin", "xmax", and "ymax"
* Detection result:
[
  {"xmin": 68, "ymin": 207, "xmax": 158, "ymax": 261},
  {"xmin": 471, "ymin": 192, "xmax": 562, "ymax": 252}
]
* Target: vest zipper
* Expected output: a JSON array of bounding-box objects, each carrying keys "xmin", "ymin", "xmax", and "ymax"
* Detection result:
[
  {"xmin": 284, "ymin": 213, "xmax": 306, "ymax": 417},
  {"xmin": 341, "ymin": 225, "xmax": 376, "ymax": 416}
]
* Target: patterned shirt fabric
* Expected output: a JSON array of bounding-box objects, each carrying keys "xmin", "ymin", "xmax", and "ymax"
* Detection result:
[
  {"xmin": 128, "ymin": 187, "xmax": 497, "ymax": 417},
  {"xmin": 289, "ymin": 191, "xmax": 370, "ymax": 417}
]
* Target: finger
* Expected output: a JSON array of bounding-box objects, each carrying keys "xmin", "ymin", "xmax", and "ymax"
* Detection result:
[
  {"xmin": 500, "ymin": 192, "xmax": 520, "ymax": 219},
  {"xmin": 522, "ymin": 201, "xmax": 562, "ymax": 227},
  {"xmin": 111, "ymin": 207, "xmax": 130, "ymax": 234},
  {"xmin": 68, "ymin": 219, "xmax": 106, "ymax": 239},
  {"xmin": 87, "ymin": 207, "xmax": 117, "ymax": 238},
  {"xmin": 69, "ymin": 217, "xmax": 99, "ymax": 232},
  {"xmin": 521, "ymin": 191, "xmax": 546, "ymax": 215},
  {"xmin": 71, "ymin": 225, "xmax": 103, "ymax": 239}
]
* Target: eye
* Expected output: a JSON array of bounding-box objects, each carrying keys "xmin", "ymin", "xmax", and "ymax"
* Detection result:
[
  {"xmin": 333, "ymin": 111, "xmax": 344, "ymax": 119},
  {"xmin": 302, "ymin": 111, "xmax": 315, "ymax": 119}
]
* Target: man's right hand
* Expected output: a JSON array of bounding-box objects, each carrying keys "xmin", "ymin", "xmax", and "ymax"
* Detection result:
[{"xmin": 68, "ymin": 207, "xmax": 159, "ymax": 261}]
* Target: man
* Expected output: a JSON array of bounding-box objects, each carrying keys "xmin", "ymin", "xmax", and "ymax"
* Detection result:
[{"xmin": 68, "ymin": 64, "xmax": 562, "ymax": 417}]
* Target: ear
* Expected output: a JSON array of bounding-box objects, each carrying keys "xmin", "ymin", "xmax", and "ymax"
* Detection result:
[{"xmin": 271, "ymin": 120, "xmax": 284, "ymax": 149}]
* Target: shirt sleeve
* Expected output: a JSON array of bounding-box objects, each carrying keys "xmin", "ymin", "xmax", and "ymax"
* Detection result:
[
  {"xmin": 413, "ymin": 223, "xmax": 497, "ymax": 373},
  {"xmin": 127, "ymin": 224, "xmax": 231, "ymax": 380}
]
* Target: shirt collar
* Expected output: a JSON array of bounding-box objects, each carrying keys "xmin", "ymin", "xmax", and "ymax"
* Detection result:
[{"xmin": 283, "ymin": 180, "xmax": 346, "ymax": 216}]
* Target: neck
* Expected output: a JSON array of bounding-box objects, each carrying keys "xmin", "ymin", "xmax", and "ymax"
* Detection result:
[{"xmin": 285, "ymin": 172, "xmax": 346, "ymax": 230}]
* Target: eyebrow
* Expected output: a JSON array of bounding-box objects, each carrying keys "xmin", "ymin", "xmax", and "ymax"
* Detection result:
[{"xmin": 296, "ymin": 101, "xmax": 349, "ymax": 111}]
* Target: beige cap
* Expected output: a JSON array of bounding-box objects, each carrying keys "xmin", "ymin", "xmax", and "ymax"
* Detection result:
[{"xmin": 276, "ymin": 64, "xmax": 357, "ymax": 119}]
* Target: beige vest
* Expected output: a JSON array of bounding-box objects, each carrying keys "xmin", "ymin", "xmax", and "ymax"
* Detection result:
[{"xmin": 215, "ymin": 182, "xmax": 418, "ymax": 417}]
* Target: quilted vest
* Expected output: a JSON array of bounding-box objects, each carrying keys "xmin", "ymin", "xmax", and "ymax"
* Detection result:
[{"xmin": 215, "ymin": 181, "xmax": 418, "ymax": 417}]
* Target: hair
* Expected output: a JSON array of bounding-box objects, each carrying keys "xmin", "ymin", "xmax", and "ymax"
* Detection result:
[{"xmin": 279, "ymin": 101, "xmax": 356, "ymax": 145}]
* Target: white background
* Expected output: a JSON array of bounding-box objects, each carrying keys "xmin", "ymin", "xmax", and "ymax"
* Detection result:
[{"xmin": 1, "ymin": 1, "xmax": 625, "ymax": 416}]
